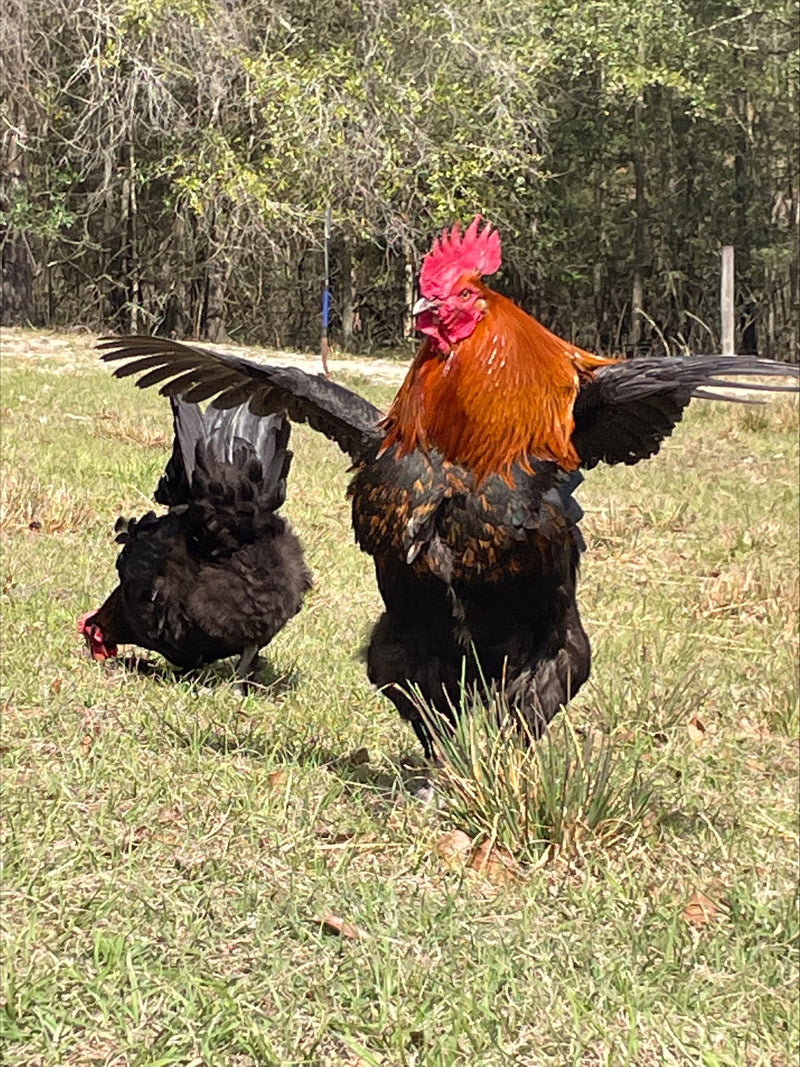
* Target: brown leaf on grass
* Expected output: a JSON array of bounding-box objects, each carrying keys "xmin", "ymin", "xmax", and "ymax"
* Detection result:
[
  {"xmin": 79, "ymin": 734, "xmax": 94, "ymax": 756},
  {"xmin": 687, "ymin": 715, "xmax": 709, "ymax": 745},
  {"xmin": 317, "ymin": 914, "xmax": 368, "ymax": 942},
  {"xmin": 682, "ymin": 890, "xmax": 726, "ymax": 927},
  {"xmin": 737, "ymin": 716, "xmax": 772, "ymax": 741},
  {"xmin": 157, "ymin": 803, "xmax": 182, "ymax": 825},
  {"xmin": 470, "ymin": 841, "xmax": 519, "ymax": 885},
  {"xmin": 315, "ymin": 829, "xmax": 358, "ymax": 846},
  {"xmin": 122, "ymin": 825, "xmax": 151, "ymax": 853},
  {"xmin": 50, "ymin": 677, "xmax": 63, "ymax": 695},
  {"xmin": 268, "ymin": 769, "xmax": 288, "ymax": 789},
  {"xmin": 434, "ymin": 830, "xmax": 473, "ymax": 869}
]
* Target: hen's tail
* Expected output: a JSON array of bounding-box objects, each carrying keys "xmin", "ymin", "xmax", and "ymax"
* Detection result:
[{"xmin": 153, "ymin": 397, "xmax": 294, "ymax": 554}]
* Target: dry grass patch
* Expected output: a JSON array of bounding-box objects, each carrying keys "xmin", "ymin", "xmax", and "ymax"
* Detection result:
[
  {"xmin": 91, "ymin": 409, "xmax": 172, "ymax": 450},
  {"xmin": 0, "ymin": 471, "xmax": 102, "ymax": 534}
]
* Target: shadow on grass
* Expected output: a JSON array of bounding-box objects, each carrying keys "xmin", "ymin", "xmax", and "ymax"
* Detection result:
[
  {"xmin": 657, "ymin": 806, "xmax": 735, "ymax": 840},
  {"xmin": 103, "ymin": 654, "xmax": 439, "ymax": 800},
  {"xmin": 104, "ymin": 653, "xmax": 301, "ymax": 697},
  {"xmin": 164, "ymin": 720, "xmax": 435, "ymax": 800}
]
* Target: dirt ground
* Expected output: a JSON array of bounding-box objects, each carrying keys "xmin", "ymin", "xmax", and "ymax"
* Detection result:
[
  {"xmin": 0, "ymin": 327, "xmax": 410, "ymax": 386},
  {"xmin": 2, "ymin": 327, "xmax": 796, "ymax": 404}
]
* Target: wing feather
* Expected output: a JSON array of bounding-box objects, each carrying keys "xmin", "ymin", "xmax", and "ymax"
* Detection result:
[
  {"xmin": 574, "ymin": 355, "xmax": 798, "ymax": 469},
  {"xmin": 98, "ymin": 335, "xmax": 384, "ymax": 461}
]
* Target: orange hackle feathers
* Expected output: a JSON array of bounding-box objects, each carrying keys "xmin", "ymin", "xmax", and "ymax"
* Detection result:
[{"xmin": 382, "ymin": 282, "xmax": 618, "ymax": 485}]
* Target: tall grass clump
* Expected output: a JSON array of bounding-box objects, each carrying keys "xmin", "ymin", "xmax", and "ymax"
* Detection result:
[{"xmin": 414, "ymin": 683, "xmax": 660, "ymax": 867}]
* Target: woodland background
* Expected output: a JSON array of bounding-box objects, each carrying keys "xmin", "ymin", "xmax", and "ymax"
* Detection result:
[{"xmin": 1, "ymin": 0, "xmax": 797, "ymax": 359}]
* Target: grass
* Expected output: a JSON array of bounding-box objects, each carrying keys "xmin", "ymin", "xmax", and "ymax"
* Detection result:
[
  {"xmin": 1, "ymin": 327, "xmax": 798, "ymax": 1066},
  {"xmin": 420, "ymin": 694, "xmax": 660, "ymax": 869}
]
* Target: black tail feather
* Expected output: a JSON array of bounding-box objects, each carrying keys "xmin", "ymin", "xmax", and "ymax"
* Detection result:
[{"xmin": 154, "ymin": 397, "xmax": 292, "ymax": 514}]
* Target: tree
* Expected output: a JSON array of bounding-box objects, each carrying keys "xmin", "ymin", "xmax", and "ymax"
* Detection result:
[{"xmin": 0, "ymin": 0, "xmax": 796, "ymax": 358}]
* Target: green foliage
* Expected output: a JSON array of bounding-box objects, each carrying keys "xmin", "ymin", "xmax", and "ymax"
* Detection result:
[{"xmin": 1, "ymin": 0, "xmax": 797, "ymax": 353}]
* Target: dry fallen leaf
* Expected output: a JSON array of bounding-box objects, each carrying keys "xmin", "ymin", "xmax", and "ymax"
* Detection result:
[
  {"xmin": 687, "ymin": 715, "xmax": 708, "ymax": 745},
  {"xmin": 315, "ymin": 829, "xmax": 357, "ymax": 846},
  {"xmin": 50, "ymin": 677, "xmax": 63, "ymax": 695},
  {"xmin": 737, "ymin": 716, "xmax": 771, "ymax": 741},
  {"xmin": 434, "ymin": 830, "xmax": 473, "ymax": 869},
  {"xmin": 79, "ymin": 734, "xmax": 94, "ymax": 756},
  {"xmin": 122, "ymin": 825, "xmax": 151, "ymax": 853},
  {"xmin": 470, "ymin": 841, "xmax": 519, "ymax": 885},
  {"xmin": 317, "ymin": 913, "xmax": 368, "ymax": 942},
  {"xmin": 682, "ymin": 890, "xmax": 725, "ymax": 927},
  {"xmin": 157, "ymin": 803, "xmax": 182, "ymax": 824},
  {"xmin": 267, "ymin": 769, "xmax": 288, "ymax": 789}
]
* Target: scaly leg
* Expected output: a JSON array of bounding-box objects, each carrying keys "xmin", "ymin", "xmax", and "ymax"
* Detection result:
[{"xmin": 234, "ymin": 643, "xmax": 261, "ymax": 692}]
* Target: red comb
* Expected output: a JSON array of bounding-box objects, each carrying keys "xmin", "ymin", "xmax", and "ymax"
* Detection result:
[{"xmin": 418, "ymin": 216, "xmax": 502, "ymax": 299}]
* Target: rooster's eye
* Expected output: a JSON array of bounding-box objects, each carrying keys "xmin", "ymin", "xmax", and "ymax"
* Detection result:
[{"xmin": 459, "ymin": 288, "xmax": 472, "ymax": 300}]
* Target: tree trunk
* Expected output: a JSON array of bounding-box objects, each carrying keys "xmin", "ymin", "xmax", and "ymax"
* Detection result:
[
  {"xmin": 125, "ymin": 141, "xmax": 140, "ymax": 334},
  {"xmin": 733, "ymin": 86, "xmax": 757, "ymax": 354},
  {"xmin": 204, "ymin": 267, "xmax": 229, "ymax": 342},
  {"xmin": 109, "ymin": 142, "xmax": 140, "ymax": 332},
  {"xmin": 159, "ymin": 208, "xmax": 191, "ymax": 336},
  {"xmin": 630, "ymin": 50, "xmax": 646, "ymax": 354},
  {"xmin": 592, "ymin": 60, "xmax": 607, "ymax": 351},
  {"xmin": 0, "ymin": 115, "xmax": 34, "ymax": 324},
  {"xmin": 341, "ymin": 239, "xmax": 355, "ymax": 349},
  {"xmin": 200, "ymin": 207, "xmax": 229, "ymax": 342},
  {"xmin": 402, "ymin": 239, "xmax": 415, "ymax": 339}
]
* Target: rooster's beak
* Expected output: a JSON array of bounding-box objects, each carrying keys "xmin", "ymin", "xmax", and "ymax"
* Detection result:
[{"xmin": 412, "ymin": 297, "xmax": 438, "ymax": 317}]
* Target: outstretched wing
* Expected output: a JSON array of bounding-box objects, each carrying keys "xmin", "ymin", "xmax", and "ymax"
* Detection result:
[
  {"xmin": 573, "ymin": 355, "xmax": 799, "ymax": 469},
  {"xmin": 97, "ymin": 336, "xmax": 384, "ymax": 462}
]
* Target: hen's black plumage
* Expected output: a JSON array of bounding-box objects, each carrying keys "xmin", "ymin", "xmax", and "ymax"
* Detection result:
[
  {"xmin": 80, "ymin": 396, "xmax": 312, "ymax": 680},
  {"xmin": 96, "ymin": 335, "xmax": 798, "ymax": 756}
]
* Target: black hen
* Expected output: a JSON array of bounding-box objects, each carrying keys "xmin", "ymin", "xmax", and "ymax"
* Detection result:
[{"xmin": 79, "ymin": 397, "xmax": 312, "ymax": 682}]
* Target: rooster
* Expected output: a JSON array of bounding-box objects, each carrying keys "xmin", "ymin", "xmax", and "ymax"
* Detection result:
[
  {"xmin": 79, "ymin": 396, "xmax": 312, "ymax": 683},
  {"xmin": 96, "ymin": 218, "xmax": 798, "ymax": 755}
]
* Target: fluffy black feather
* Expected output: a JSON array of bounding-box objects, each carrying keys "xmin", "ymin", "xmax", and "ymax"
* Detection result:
[
  {"xmin": 354, "ymin": 451, "xmax": 590, "ymax": 754},
  {"xmin": 80, "ymin": 397, "xmax": 312, "ymax": 677}
]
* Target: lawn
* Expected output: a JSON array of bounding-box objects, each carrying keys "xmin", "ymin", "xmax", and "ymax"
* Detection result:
[{"xmin": 1, "ymin": 328, "xmax": 798, "ymax": 1066}]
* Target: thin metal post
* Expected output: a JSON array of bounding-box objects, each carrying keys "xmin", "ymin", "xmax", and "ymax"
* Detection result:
[
  {"xmin": 320, "ymin": 203, "xmax": 331, "ymax": 376},
  {"xmin": 721, "ymin": 245, "xmax": 735, "ymax": 356}
]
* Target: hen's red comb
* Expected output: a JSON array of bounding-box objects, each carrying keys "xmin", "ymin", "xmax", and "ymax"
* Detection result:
[{"xmin": 418, "ymin": 216, "xmax": 502, "ymax": 298}]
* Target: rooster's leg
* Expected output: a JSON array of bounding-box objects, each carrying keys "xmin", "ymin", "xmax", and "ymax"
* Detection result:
[
  {"xmin": 234, "ymin": 643, "xmax": 261, "ymax": 692},
  {"xmin": 410, "ymin": 717, "xmax": 437, "ymax": 762}
]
